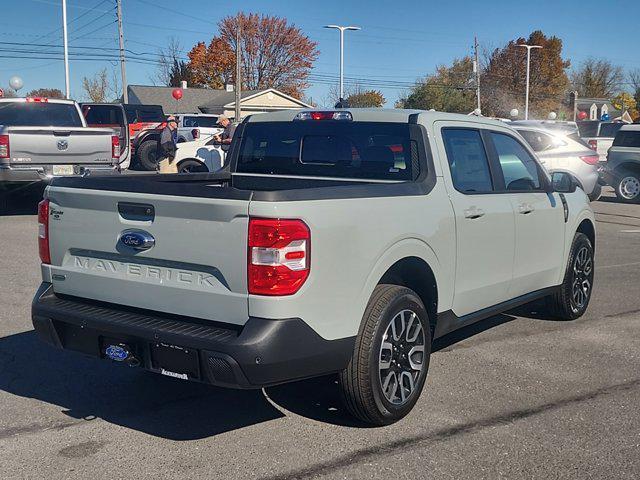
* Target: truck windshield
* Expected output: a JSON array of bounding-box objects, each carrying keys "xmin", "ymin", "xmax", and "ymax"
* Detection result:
[
  {"xmin": 598, "ymin": 122, "xmax": 624, "ymax": 138},
  {"xmin": 236, "ymin": 121, "xmax": 417, "ymax": 181},
  {"xmin": 0, "ymin": 102, "xmax": 82, "ymax": 127},
  {"xmin": 183, "ymin": 116, "xmax": 219, "ymax": 128}
]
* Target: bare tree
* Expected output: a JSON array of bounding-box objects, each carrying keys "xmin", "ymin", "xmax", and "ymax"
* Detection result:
[
  {"xmin": 570, "ymin": 58, "xmax": 624, "ymax": 98},
  {"xmin": 155, "ymin": 37, "xmax": 185, "ymax": 86},
  {"xmin": 82, "ymin": 69, "xmax": 109, "ymax": 102}
]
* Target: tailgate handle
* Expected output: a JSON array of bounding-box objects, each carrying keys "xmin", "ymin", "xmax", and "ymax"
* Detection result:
[
  {"xmin": 118, "ymin": 202, "xmax": 155, "ymax": 222},
  {"xmin": 53, "ymin": 130, "xmax": 72, "ymax": 136}
]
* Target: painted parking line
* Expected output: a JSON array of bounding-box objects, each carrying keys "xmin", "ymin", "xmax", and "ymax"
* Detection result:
[
  {"xmin": 620, "ymin": 229, "xmax": 640, "ymax": 233},
  {"xmin": 596, "ymin": 261, "xmax": 640, "ymax": 270}
]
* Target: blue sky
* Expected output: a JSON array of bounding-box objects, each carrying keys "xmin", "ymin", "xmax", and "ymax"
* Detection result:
[{"xmin": 1, "ymin": 0, "xmax": 639, "ymax": 105}]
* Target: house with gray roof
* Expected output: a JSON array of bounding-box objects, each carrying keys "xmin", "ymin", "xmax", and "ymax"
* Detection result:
[
  {"xmin": 126, "ymin": 85, "xmax": 311, "ymax": 118},
  {"xmin": 576, "ymin": 97, "xmax": 622, "ymax": 121}
]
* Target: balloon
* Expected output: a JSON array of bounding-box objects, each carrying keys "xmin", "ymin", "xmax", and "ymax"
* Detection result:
[
  {"xmin": 548, "ymin": 111, "xmax": 557, "ymax": 120},
  {"xmin": 172, "ymin": 88, "xmax": 183, "ymax": 100},
  {"xmin": 9, "ymin": 76, "xmax": 23, "ymax": 91},
  {"xmin": 577, "ymin": 111, "xmax": 588, "ymax": 120},
  {"xmin": 601, "ymin": 113, "xmax": 610, "ymax": 121},
  {"xmin": 510, "ymin": 108, "xmax": 519, "ymax": 118}
]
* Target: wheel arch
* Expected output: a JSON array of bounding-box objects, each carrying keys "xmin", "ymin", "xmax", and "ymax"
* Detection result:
[
  {"xmin": 614, "ymin": 161, "xmax": 640, "ymax": 175},
  {"xmin": 360, "ymin": 239, "xmax": 447, "ymax": 336},
  {"xmin": 176, "ymin": 157, "xmax": 208, "ymax": 172},
  {"xmin": 576, "ymin": 218, "xmax": 596, "ymax": 252},
  {"xmin": 378, "ymin": 257, "xmax": 439, "ymax": 333}
]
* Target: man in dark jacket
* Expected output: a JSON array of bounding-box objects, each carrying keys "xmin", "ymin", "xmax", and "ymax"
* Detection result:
[{"xmin": 157, "ymin": 116, "xmax": 178, "ymax": 173}]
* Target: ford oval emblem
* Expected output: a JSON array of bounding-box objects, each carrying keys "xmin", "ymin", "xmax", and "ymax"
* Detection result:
[
  {"xmin": 119, "ymin": 229, "xmax": 155, "ymax": 251},
  {"xmin": 105, "ymin": 344, "xmax": 129, "ymax": 362}
]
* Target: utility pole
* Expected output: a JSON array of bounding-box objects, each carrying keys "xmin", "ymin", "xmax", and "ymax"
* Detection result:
[
  {"xmin": 116, "ymin": 0, "xmax": 128, "ymax": 103},
  {"xmin": 516, "ymin": 43, "xmax": 542, "ymax": 120},
  {"xmin": 474, "ymin": 36, "xmax": 481, "ymax": 113},
  {"xmin": 324, "ymin": 25, "xmax": 361, "ymax": 104},
  {"xmin": 62, "ymin": 0, "xmax": 70, "ymax": 99},
  {"xmin": 572, "ymin": 91, "xmax": 578, "ymax": 121},
  {"xmin": 234, "ymin": 21, "xmax": 241, "ymax": 122}
]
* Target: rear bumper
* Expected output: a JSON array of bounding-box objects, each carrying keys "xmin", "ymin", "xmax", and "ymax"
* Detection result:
[
  {"xmin": 31, "ymin": 283, "xmax": 355, "ymax": 389},
  {"xmin": 0, "ymin": 164, "xmax": 119, "ymax": 183}
]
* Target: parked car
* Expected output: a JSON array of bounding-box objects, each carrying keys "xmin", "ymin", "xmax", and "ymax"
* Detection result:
[
  {"xmin": 173, "ymin": 134, "xmax": 225, "ymax": 173},
  {"xmin": 32, "ymin": 109, "xmax": 595, "ymax": 426},
  {"xmin": 513, "ymin": 124, "xmax": 601, "ymax": 201},
  {"xmin": 0, "ymin": 97, "xmax": 122, "ymax": 186},
  {"xmin": 576, "ymin": 120, "xmax": 625, "ymax": 162},
  {"xmin": 511, "ymin": 120, "xmax": 578, "ymax": 135},
  {"xmin": 176, "ymin": 114, "xmax": 223, "ymax": 143},
  {"xmin": 599, "ymin": 124, "xmax": 640, "ymax": 203},
  {"xmin": 81, "ymin": 103, "xmax": 166, "ymax": 171}
]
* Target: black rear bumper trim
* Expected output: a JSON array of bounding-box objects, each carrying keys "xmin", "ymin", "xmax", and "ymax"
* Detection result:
[{"xmin": 32, "ymin": 283, "xmax": 355, "ymax": 389}]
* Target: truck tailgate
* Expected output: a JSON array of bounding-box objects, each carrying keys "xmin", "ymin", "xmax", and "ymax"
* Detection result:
[
  {"xmin": 46, "ymin": 186, "xmax": 250, "ymax": 325},
  {"xmin": 6, "ymin": 127, "xmax": 114, "ymax": 165}
]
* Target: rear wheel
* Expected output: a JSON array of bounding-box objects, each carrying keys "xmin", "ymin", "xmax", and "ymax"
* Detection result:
[
  {"xmin": 177, "ymin": 159, "xmax": 209, "ymax": 173},
  {"xmin": 546, "ymin": 232, "xmax": 594, "ymax": 320},
  {"xmin": 135, "ymin": 140, "xmax": 160, "ymax": 171},
  {"xmin": 615, "ymin": 170, "xmax": 640, "ymax": 203},
  {"xmin": 339, "ymin": 285, "xmax": 431, "ymax": 425}
]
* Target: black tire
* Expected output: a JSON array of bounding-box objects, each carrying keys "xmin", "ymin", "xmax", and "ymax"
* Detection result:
[
  {"xmin": 546, "ymin": 232, "xmax": 594, "ymax": 320},
  {"xmin": 339, "ymin": 284, "xmax": 432, "ymax": 425},
  {"xmin": 177, "ymin": 159, "xmax": 209, "ymax": 173},
  {"xmin": 135, "ymin": 140, "xmax": 160, "ymax": 171},
  {"xmin": 614, "ymin": 169, "xmax": 640, "ymax": 204}
]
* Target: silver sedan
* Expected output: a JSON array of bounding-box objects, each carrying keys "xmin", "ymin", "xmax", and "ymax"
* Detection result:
[{"xmin": 513, "ymin": 124, "xmax": 601, "ymax": 201}]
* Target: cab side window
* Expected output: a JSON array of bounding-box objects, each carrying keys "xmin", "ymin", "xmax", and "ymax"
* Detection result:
[
  {"xmin": 490, "ymin": 132, "xmax": 542, "ymax": 191},
  {"xmin": 442, "ymin": 128, "xmax": 493, "ymax": 193}
]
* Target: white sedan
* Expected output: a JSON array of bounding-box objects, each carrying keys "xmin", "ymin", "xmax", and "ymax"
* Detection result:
[{"xmin": 173, "ymin": 134, "xmax": 226, "ymax": 173}]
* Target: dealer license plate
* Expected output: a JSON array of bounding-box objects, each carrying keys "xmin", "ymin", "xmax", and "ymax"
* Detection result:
[{"xmin": 52, "ymin": 164, "xmax": 75, "ymax": 176}]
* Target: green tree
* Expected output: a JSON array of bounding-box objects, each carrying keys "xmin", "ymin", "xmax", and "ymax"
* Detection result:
[
  {"xmin": 398, "ymin": 57, "xmax": 476, "ymax": 113},
  {"xmin": 571, "ymin": 58, "xmax": 624, "ymax": 98},
  {"xmin": 346, "ymin": 89, "xmax": 385, "ymax": 107},
  {"xmin": 483, "ymin": 30, "xmax": 570, "ymax": 117},
  {"xmin": 26, "ymin": 88, "xmax": 64, "ymax": 99}
]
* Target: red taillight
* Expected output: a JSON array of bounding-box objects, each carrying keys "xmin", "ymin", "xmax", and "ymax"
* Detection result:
[
  {"xmin": 588, "ymin": 139, "xmax": 598, "ymax": 151},
  {"xmin": 191, "ymin": 128, "xmax": 200, "ymax": 139},
  {"xmin": 38, "ymin": 199, "xmax": 51, "ymax": 264},
  {"xmin": 580, "ymin": 155, "xmax": 599, "ymax": 165},
  {"xmin": 248, "ymin": 218, "xmax": 310, "ymax": 296},
  {"xmin": 25, "ymin": 97, "xmax": 48, "ymax": 103},
  {"xmin": 111, "ymin": 135, "xmax": 120, "ymax": 161},
  {"xmin": 0, "ymin": 135, "xmax": 9, "ymax": 159}
]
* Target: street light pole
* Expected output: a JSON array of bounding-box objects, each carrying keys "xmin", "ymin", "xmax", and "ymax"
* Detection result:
[
  {"xmin": 516, "ymin": 44, "xmax": 542, "ymax": 120},
  {"xmin": 62, "ymin": 0, "xmax": 70, "ymax": 99},
  {"xmin": 323, "ymin": 24, "xmax": 360, "ymax": 104}
]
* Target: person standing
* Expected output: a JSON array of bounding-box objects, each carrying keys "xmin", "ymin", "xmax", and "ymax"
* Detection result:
[
  {"xmin": 213, "ymin": 115, "xmax": 237, "ymax": 149},
  {"xmin": 157, "ymin": 116, "xmax": 178, "ymax": 173}
]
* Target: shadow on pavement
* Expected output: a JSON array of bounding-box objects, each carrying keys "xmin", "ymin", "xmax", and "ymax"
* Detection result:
[
  {"xmin": 0, "ymin": 303, "xmax": 566, "ymax": 436},
  {"xmin": 0, "ymin": 183, "xmax": 45, "ymax": 216},
  {"xmin": 0, "ymin": 331, "xmax": 284, "ymax": 440}
]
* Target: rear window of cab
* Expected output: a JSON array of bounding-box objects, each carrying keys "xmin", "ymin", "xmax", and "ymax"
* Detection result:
[{"xmin": 236, "ymin": 121, "xmax": 418, "ymax": 181}]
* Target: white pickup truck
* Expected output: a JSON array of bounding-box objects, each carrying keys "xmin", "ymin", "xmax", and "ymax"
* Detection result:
[
  {"xmin": 32, "ymin": 109, "xmax": 595, "ymax": 425},
  {"xmin": 0, "ymin": 97, "xmax": 121, "ymax": 185}
]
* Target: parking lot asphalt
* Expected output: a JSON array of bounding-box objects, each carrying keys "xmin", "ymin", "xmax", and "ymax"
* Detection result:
[{"xmin": 0, "ymin": 187, "xmax": 639, "ymax": 479}]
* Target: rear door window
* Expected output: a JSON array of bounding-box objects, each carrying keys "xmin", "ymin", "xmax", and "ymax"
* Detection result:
[
  {"xmin": 236, "ymin": 121, "xmax": 418, "ymax": 180},
  {"xmin": 613, "ymin": 130, "xmax": 640, "ymax": 147},
  {"xmin": 441, "ymin": 128, "xmax": 493, "ymax": 193}
]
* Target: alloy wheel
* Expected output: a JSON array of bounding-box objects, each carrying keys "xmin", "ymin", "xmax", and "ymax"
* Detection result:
[
  {"xmin": 619, "ymin": 176, "xmax": 640, "ymax": 200},
  {"xmin": 571, "ymin": 246, "xmax": 593, "ymax": 312},
  {"xmin": 378, "ymin": 309, "xmax": 426, "ymax": 405}
]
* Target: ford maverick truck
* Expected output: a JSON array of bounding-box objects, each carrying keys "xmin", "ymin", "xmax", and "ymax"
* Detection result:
[{"xmin": 32, "ymin": 109, "xmax": 596, "ymax": 425}]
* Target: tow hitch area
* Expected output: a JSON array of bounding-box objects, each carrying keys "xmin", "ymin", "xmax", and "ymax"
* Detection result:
[{"xmin": 103, "ymin": 341, "xmax": 140, "ymax": 367}]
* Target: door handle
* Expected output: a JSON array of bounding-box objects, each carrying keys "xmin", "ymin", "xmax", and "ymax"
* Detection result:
[
  {"xmin": 518, "ymin": 203, "xmax": 535, "ymax": 215},
  {"xmin": 464, "ymin": 207, "xmax": 485, "ymax": 219}
]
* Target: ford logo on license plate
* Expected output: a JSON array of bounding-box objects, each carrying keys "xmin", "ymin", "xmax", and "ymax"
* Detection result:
[{"xmin": 105, "ymin": 344, "xmax": 129, "ymax": 362}]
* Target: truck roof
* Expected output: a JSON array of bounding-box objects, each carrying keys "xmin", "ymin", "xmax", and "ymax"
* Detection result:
[
  {"xmin": 619, "ymin": 124, "xmax": 640, "ymax": 132},
  {"xmin": 245, "ymin": 108, "xmax": 508, "ymax": 127},
  {"xmin": 0, "ymin": 97, "xmax": 77, "ymax": 105}
]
